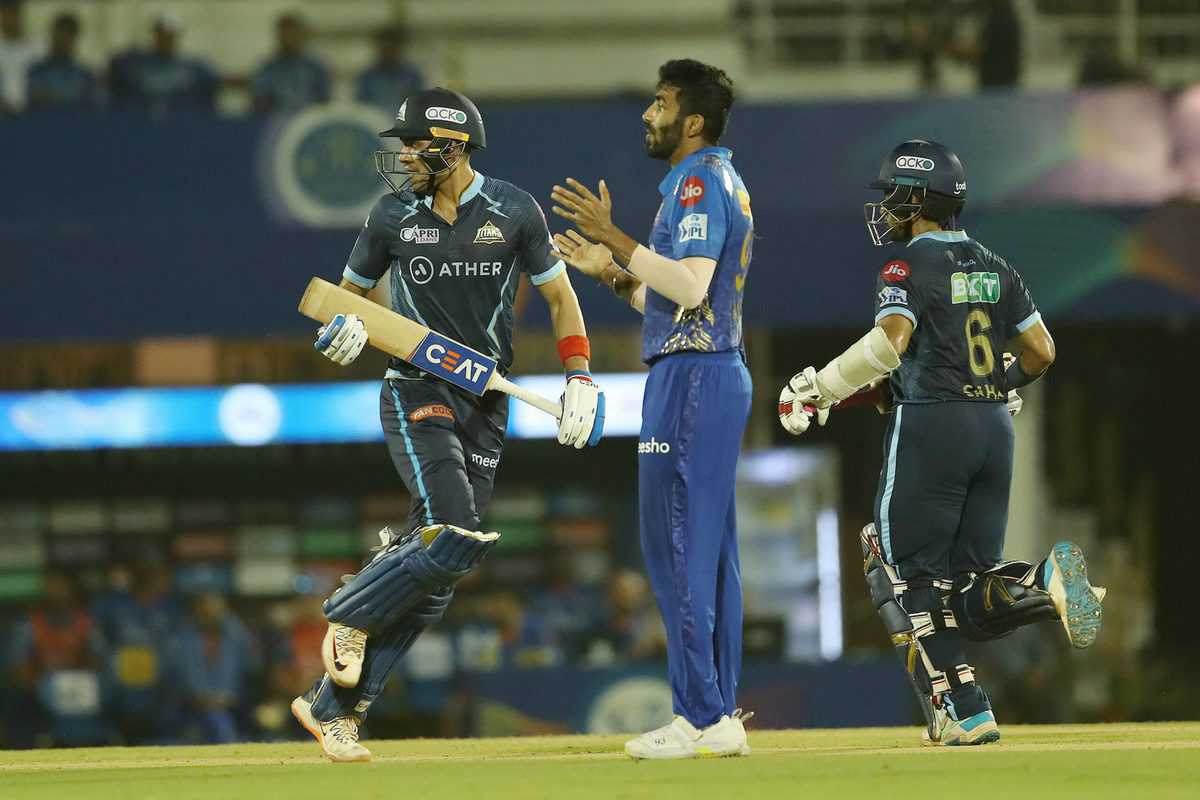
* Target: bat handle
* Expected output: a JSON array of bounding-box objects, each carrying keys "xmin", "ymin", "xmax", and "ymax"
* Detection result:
[{"xmin": 488, "ymin": 375, "xmax": 563, "ymax": 420}]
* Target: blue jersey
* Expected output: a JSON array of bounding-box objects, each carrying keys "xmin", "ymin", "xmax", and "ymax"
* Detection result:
[{"xmin": 642, "ymin": 147, "xmax": 753, "ymax": 363}]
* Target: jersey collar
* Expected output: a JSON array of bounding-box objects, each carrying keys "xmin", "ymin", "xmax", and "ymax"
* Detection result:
[
  {"xmin": 908, "ymin": 229, "xmax": 968, "ymax": 246},
  {"xmin": 421, "ymin": 169, "xmax": 485, "ymax": 209},
  {"xmin": 658, "ymin": 146, "xmax": 732, "ymax": 196}
]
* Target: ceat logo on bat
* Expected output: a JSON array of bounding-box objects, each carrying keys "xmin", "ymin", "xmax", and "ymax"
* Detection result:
[
  {"xmin": 410, "ymin": 332, "xmax": 497, "ymax": 396},
  {"xmin": 881, "ymin": 260, "xmax": 910, "ymax": 283},
  {"xmin": 679, "ymin": 176, "xmax": 705, "ymax": 207}
]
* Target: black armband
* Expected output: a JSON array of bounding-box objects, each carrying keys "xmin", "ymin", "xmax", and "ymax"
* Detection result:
[{"xmin": 1005, "ymin": 357, "xmax": 1039, "ymax": 389}]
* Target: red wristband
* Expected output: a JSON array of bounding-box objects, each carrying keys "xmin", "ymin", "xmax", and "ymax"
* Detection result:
[{"xmin": 557, "ymin": 335, "xmax": 591, "ymax": 364}]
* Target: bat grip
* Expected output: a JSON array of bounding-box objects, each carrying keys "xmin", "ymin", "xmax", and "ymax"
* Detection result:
[{"xmin": 488, "ymin": 375, "xmax": 563, "ymax": 420}]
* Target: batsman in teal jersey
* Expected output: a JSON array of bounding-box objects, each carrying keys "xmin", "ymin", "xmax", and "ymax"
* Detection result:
[
  {"xmin": 778, "ymin": 139, "xmax": 1108, "ymax": 746},
  {"xmin": 291, "ymin": 88, "xmax": 604, "ymax": 762}
]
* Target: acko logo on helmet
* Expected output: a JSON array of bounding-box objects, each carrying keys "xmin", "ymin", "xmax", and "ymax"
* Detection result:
[
  {"xmin": 426, "ymin": 106, "xmax": 468, "ymax": 124},
  {"xmin": 896, "ymin": 156, "xmax": 935, "ymax": 172}
]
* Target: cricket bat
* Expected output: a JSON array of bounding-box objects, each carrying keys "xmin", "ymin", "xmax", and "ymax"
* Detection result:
[{"xmin": 298, "ymin": 277, "xmax": 562, "ymax": 420}]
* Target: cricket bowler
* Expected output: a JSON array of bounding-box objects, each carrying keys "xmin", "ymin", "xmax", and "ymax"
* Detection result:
[
  {"xmin": 778, "ymin": 139, "xmax": 1107, "ymax": 745},
  {"xmin": 551, "ymin": 59, "xmax": 754, "ymax": 759},
  {"xmin": 290, "ymin": 87, "xmax": 604, "ymax": 761}
]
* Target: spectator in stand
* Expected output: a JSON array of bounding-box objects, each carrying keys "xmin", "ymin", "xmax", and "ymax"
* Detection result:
[
  {"xmin": 252, "ymin": 13, "xmax": 330, "ymax": 113},
  {"xmin": 27, "ymin": 13, "xmax": 96, "ymax": 111},
  {"xmin": 169, "ymin": 592, "xmax": 259, "ymax": 744},
  {"xmin": 907, "ymin": 0, "xmax": 1022, "ymax": 92},
  {"xmin": 94, "ymin": 564, "xmax": 180, "ymax": 743},
  {"xmin": 578, "ymin": 569, "xmax": 666, "ymax": 666},
  {"xmin": 960, "ymin": 0, "xmax": 1022, "ymax": 90},
  {"xmin": 108, "ymin": 11, "xmax": 220, "ymax": 113},
  {"xmin": 10, "ymin": 570, "xmax": 106, "ymax": 683},
  {"xmin": 268, "ymin": 594, "xmax": 328, "ymax": 702},
  {"xmin": 8, "ymin": 571, "xmax": 107, "ymax": 746},
  {"xmin": 355, "ymin": 25, "xmax": 424, "ymax": 112},
  {"xmin": 0, "ymin": 0, "xmax": 40, "ymax": 113}
]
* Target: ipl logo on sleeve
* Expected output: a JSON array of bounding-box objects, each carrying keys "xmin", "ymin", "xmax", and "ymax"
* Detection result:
[
  {"xmin": 678, "ymin": 213, "xmax": 708, "ymax": 242},
  {"xmin": 410, "ymin": 332, "xmax": 498, "ymax": 396}
]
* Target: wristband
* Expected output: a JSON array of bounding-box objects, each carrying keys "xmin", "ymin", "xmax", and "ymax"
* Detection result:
[{"xmin": 557, "ymin": 335, "xmax": 591, "ymax": 365}]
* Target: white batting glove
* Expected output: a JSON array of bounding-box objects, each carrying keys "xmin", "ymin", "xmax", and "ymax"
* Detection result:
[
  {"xmin": 314, "ymin": 313, "xmax": 368, "ymax": 366},
  {"xmin": 1007, "ymin": 389, "xmax": 1023, "ymax": 416},
  {"xmin": 1002, "ymin": 352, "xmax": 1022, "ymax": 417},
  {"xmin": 778, "ymin": 366, "xmax": 831, "ymax": 436},
  {"xmin": 558, "ymin": 372, "xmax": 605, "ymax": 449}
]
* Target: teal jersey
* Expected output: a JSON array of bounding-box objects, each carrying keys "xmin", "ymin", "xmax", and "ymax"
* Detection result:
[{"xmin": 874, "ymin": 230, "xmax": 1040, "ymax": 403}]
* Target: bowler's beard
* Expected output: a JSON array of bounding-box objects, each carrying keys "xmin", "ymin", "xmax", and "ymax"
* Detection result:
[{"xmin": 645, "ymin": 117, "xmax": 684, "ymax": 160}]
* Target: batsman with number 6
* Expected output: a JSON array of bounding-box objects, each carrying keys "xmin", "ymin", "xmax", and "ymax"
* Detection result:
[
  {"xmin": 290, "ymin": 87, "xmax": 604, "ymax": 762},
  {"xmin": 778, "ymin": 140, "xmax": 1107, "ymax": 746}
]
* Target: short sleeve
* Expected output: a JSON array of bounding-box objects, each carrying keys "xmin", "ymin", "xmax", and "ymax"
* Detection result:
[
  {"xmin": 519, "ymin": 195, "xmax": 565, "ymax": 286},
  {"xmin": 667, "ymin": 166, "xmax": 730, "ymax": 261},
  {"xmin": 1007, "ymin": 267, "xmax": 1041, "ymax": 334},
  {"xmin": 342, "ymin": 199, "xmax": 391, "ymax": 290},
  {"xmin": 874, "ymin": 257, "xmax": 921, "ymax": 329}
]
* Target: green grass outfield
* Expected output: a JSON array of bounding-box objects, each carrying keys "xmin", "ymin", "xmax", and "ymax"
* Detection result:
[{"xmin": 2, "ymin": 723, "xmax": 1198, "ymax": 800}]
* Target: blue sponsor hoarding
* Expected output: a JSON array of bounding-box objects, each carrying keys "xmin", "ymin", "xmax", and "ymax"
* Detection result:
[{"xmin": 0, "ymin": 375, "xmax": 647, "ymax": 451}]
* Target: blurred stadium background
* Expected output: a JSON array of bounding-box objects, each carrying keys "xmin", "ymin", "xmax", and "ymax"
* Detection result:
[{"xmin": 1, "ymin": 0, "xmax": 1197, "ymax": 750}]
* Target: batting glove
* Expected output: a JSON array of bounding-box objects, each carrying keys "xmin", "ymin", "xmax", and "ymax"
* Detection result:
[
  {"xmin": 315, "ymin": 313, "xmax": 368, "ymax": 366},
  {"xmin": 1003, "ymin": 352, "xmax": 1023, "ymax": 417},
  {"xmin": 558, "ymin": 371, "xmax": 605, "ymax": 449},
  {"xmin": 778, "ymin": 366, "xmax": 831, "ymax": 436}
]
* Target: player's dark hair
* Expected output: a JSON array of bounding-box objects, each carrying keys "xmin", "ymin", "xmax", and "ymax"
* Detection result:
[{"xmin": 657, "ymin": 59, "xmax": 735, "ymax": 144}]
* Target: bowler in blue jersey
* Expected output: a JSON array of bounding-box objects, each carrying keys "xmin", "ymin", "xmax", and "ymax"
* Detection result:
[{"xmin": 551, "ymin": 59, "xmax": 754, "ymax": 760}]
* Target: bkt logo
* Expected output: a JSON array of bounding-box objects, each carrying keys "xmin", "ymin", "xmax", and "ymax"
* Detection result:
[
  {"xmin": 425, "ymin": 106, "xmax": 468, "ymax": 124},
  {"xmin": 896, "ymin": 156, "xmax": 935, "ymax": 172},
  {"xmin": 637, "ymin": 437, "xmax": 672, "ymax": 455},
  {"xmin": 423, "ymin": 343, "xmax": 491, "ymax": 385}
]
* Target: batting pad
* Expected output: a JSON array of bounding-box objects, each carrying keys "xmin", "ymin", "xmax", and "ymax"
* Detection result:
[{"xmin": 324, "ymin": 524, "xmax": 499, "ymax": 632}]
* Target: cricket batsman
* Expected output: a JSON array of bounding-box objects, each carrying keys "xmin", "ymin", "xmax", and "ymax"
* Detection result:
[
  {"xmin": 551, "ymin": 59, "xmax": 753, "ymax": 759},
  {"xmin": 290, "ymin": 87, "xmax": 604, "ymax": 761},
  {"xmin": 777, "ymin": 140, "xmax": 1107, "ymax": 745}
]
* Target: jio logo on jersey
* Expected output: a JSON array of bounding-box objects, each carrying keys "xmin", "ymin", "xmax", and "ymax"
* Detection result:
[
  {"xmin": 408, "ymin": 256, "xmax": 434, "ymax": 285},
  {"xmin": 679, "ymin": 176, "xmax": 705, "ymax": 207},
  {"xmin": 881, "ymin": 260, "xmax": 910, "ymax": 283}
]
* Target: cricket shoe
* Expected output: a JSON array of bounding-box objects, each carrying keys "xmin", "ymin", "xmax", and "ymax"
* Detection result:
[
  {"xmin": 700, "ymin": 710, "xmax": 753, "ymax": 757},
  {"xmin": 322, "ymin": 622, "xmax": 368, "ymax": 688},
  {"xmin": 1044, "ymin": 541, "xmax": 1105, "ymax": 649},
  {"xmin": 923, "ymin": 705, "xmax": 1000, "ymax": 747},
  {"xmin": 291, "ymin": 694, "xmax": 371, "ymax": 763},
  {"xmin": 625, "ymin": 714, "xmax": 749, "ymax": 760}
]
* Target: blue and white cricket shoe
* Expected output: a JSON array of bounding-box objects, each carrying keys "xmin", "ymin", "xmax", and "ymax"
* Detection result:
[
  {"xmin": 1044, "ymin": 541, "xmax": 1106, "ymax": 649},
  {"xmin": 923, "ymin": 705, "xmax": 1001, "ymax": 747}
]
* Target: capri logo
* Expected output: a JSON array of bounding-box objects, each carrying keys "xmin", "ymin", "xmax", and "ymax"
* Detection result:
[
  {"xmin": 896, "ymin": 156, "xmax": 935, "ymax": 171},
  {"xmin": 637, "ymin": 438, "xmax": 672, "ymax": 455}
]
